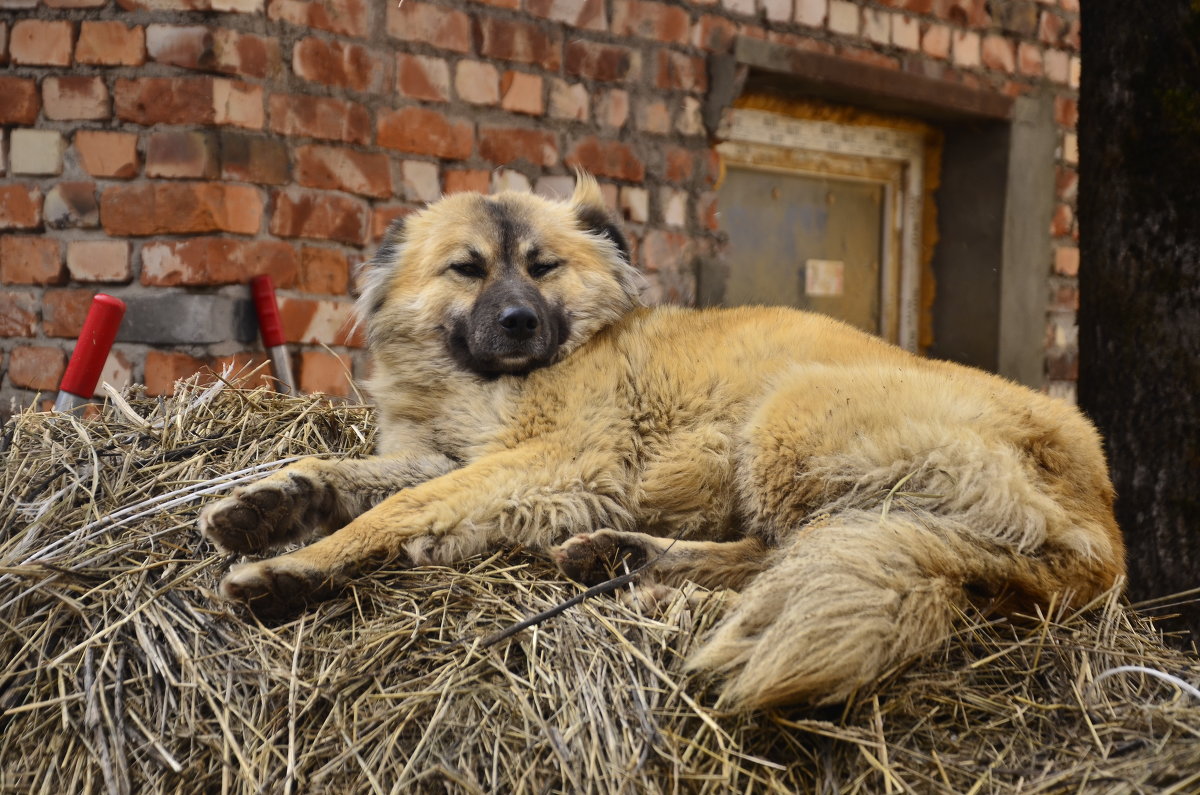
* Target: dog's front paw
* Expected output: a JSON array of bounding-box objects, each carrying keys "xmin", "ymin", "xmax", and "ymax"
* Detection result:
[
  {"xmin": 200, "ymin": 473, "xmax": 325, "ymax": 554},
  {"xmin": 220, "ymin": 557, "xmax": 338, "ymax": 619},
  {"xmin": 551, "ymin": 529, "xmax": 652, "ymax": 586}
]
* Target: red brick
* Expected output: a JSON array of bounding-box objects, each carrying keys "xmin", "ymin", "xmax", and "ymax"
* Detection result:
[
  {"xmin": 1050, "ymin": 203, "xmax": 1073, "ymax": 238},
  {"xmin": 100, "ymin": 183, "xmax": 263, "ymax": 236},
  {"xmin": 117, "ymin": 0, "xmax": 265, "ymax": 9},
  {"xmin": 75, "ymin": 131, "xmax": 139, "ymax": 179},
  {"xmin": 270, "ymin": 187, "xmax": 370, "ymax": 246},
  {"xmin": 295, "ymin": 144, "xmax": 393, "ymax": 198},
  {"xmin": 981, "ymin": 34, "xmax": 1015, "ymax": 73},
  {"xmin": 1055, "ymin": 96, "xmax": 1078, "ymax": 127},
  {"xmin": 212, "ymin": 79, "xmax": 264, "ymax": 129},
  {"xmin": 0, "ymin": 291, "xmax": 38, "ymax": 337},
  {"xmin": 479, "ymin": 126, "xmax": 558, "ymax": 167},
  {"xmin": 386, "ymin": 1, "xmax": 471, "ymax": 53},
  {"xmin": 397, "ymin": 53, "xmax": 451, "ymax": 102},
  {"xmin": 211, "ymin": 352, "xmax": 273, "ymax": 389},
  {"xmin": 566, "ymin": 137, "xmax": 644, "ymax": 181},
  {"xmin": 1038, "ymin": 10, "xmax": 1063, "ymax": 46},
  {"xmin": 456, "ymin": 61, "xmax": 501, "ymax": 105},
  {"xmin": 1054, "ymin": 246, "xmax": 1079, "ymax": 277},
  {"xmin": 299, "ymin": 245, "xmax": 349, "ymax": 294},
  {"xmin": 76, "ymin": 21, "xmax": 145, "ymax": 66},
  {"xmin": 1017, "ymin": 42, "xmax": 1042, "ymax": 77},
  {"xmin": 268, "ymin": 93, "xmax": 370, "ymax": 144},
  {"xmin": 146, "ymin": 24, "xmax": 281, "ymax": 79},
  {"xmin": 656, "ymin": 51, "xmax": 706, "ymax": 92},
  {"xmin": 219, "ymin": 131, "xmax": 289, "ymax": 184},
  {"xmin": 664, "ymin": 147, "xmax": 694, "ymax": 183},
  {"xmin": 9, "ymin": 346, "xmax": 67, "ymax": 391},
  {"xmin": 144, "ymin": 351, "xmax": 206, "ymax": 397},
  {"xmin": 371, "ymin": 205, "xmax": 412, "ymax": 241},
  {"xmin": 268, "ymin": 0, "xmax": 368, "ymax": 36},
  {"xmin": 43, "ymin": 76, "xmax": 110, "ymax": 121},
  {"xmin": 298, "ymin": 350, "xmax": 352, "ymax": 396},
  {"xmin": 44, "ymin": 182, "xmax": 99, "ymax": 229},
  {"xmin": 1, "ymin": 236, "xmax": 64, "ymax": 285},
  {"xmin": 612, "ymin": 0, "xmax": 690, "ymax": 45},
  {"xmin": 1056, "ymin": 166, "xmax": 1078, "ymax": 203},
  {"xmin": 478, "ymin": 18, "xmax": 562, "ymax": 69},
  {"xmin": 293, "ymin": 37, "xmax": 385, "ymax": 92},
  {"xmin": 0, "ymin": 21, "xmax": 7, "ymax": 65},
  {"xmin": 0, "ymin": 77, "xmax": 40, "ymax": 125},
  {"xmin": 692, "ymin": 14, "xmax": 737, "ymax": 52},
  {"xmin": 10, "ymin": 20, "xmax": 73, "ymax": 67},
  {"xmin": 66, "ymin": 240, "xmax": 131, "ymax": 283},
  {"xmin": 141, "ymin": 237, "xmax": 299, "ymax": 286},
  {"xmin": 115, "ymin": 77, "xmax": 216, "ymax": 125},
  {"xmin": 378, "ymin": 107, "xmax": 473, "ymax": 160},
  {"xmin": 0, "ymin": 185, "xmax": 42, "ymax": 230},
  {"xmin": 922, "ymin": 23, "xmax": 951, "ymax": 60},
  {"xmin": 44, "ymin": 0, "xmax": 106, "ymax": 7},
  {"xmin": 276, "ymin": 296, "xmax": 360, "ymax": 345},
  {"xmin": 146, "ymin": 130, "xmax": 219, "ymax": 179},
  {"xmin": 526, "ymin": 0, "xmax": 605, "ymax": 30},
  {"xmin": 565, "ymin": 40, "xmax": 639, "ymax": 83},
  {"xmin": 444, "ymin": 169, "xmax": 491, "ymax": 195},
  {"xmin": 43, "ymin": 289, "xmax": 96, "ymax": 338},
  {"xmin": 501, "ymin": 71, "xmax": 543, "ymax": 115}
]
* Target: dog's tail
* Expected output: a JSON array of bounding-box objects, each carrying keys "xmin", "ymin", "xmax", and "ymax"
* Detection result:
[{"xmin": 685, "ymin": 509, "xmax": 1107, "ymax": 709}]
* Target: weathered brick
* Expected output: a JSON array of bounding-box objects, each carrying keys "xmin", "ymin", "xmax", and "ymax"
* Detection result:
[
  {"xmin": 566, "ymin": 137, "xmax": 644, "ymax": 181},
  {"xmin": 146, "ymin": 130, "xmax": 219, "ymax": 179},
  {"xmin": 619, "ymin": 186, "xmax": 648, "ymax": 223},
  {"xmin": 276, "ymin": 296, "xmax": 360, "ymax": 345},
  {"xmin": 141, "ymin": 237, "xmax": 298, "ymax": 286},
  {"xmin": 1017, "ymin": 42, "xmax": 1042, "ymax": 77},
  {"xmin": 44, "ymin": 0, "xmax": 107, "ymax": 7},
  {"xmin": 1, "ymin": 236, "xmax": 64, "ymax": 284},
  {"xmin": 677, "ymin": 96, "xmax": 704, "ymax": 136},
  {"xmin": 480, "ymin": 126, "xmax": 558, "ymax": 168},
  {"xmin": 42, "ymin": 76, "xmax": 110, "ymax": 121},
  {"xmin": 0, "ymin": 185, "xmax": 42, "ymax": 230},
  {"xmin": 664, "ymin": 147, "xmax": 694, "ymax": 183},
  {"xmin": 597, "ymin": 89, "xmax": 629, "ymax": 128},
  {"xmin": 0, "ymin": 78, "xmax": 40, "ymax": 125},
  {"xmin": 43, "ymin": 289, "xmax": 96, "ymax": 338},
  {"xmin": 657, "ymin": 51, "xmax": 706, "ymax": 92},
  {"xmin": 548, "ymin": 78, "xmax": 589, "ymax": 121},
  {"xmin": 378, "ymin": 107, "xmax": 473, "ymax": 160},
  {"xmin": 636, "ymin": 98, "xmax": 670, "ymax": 133},
  {"xmin": 794, "ymin": 0, "xmax": 825, "ymax": 25},
  {"xmin": 397, "ymin": 53, "xmax": 451, "ymax": 102},
  {"xmin": 1039, "ymin": 10, "xmax": 1063, "ymax": 46},
  {"xmin": 952, "ymin": 30, "xmax": 981, "ymax": 68},
  {"xmin": 0, "ymin": 21, "xmax": 7, "ymax": 64},
  {"xmin": 1043, "ymin": 48, "xmax": 1069, "ymax": 83},
  {"xmin": 75, "ymin": 131, "xmax": 140, "ymax": 179},
  {"xmin": 220, "ymin": 131, "xmax": 289, "ymax": 184},
  {"xmin": 0, "ymin": 291, "xmax": 37, "ymax": 337},
  {"xmin": 1050, "ymin": 203, "xmax": 1073, "ymax": 238},
  {"xmin": 444, "ymin": 169, "xmax": 491, "ymax": 195},
  {"xmin": 211, "ymin": 352, "xmax": 273, "ymax": 388},
  {"xmin": 270, "ymin": 187, "xmax": 370, "ymax": 246},
  {"xmin": 491, "ymin": 169, "xmax": 531, "ymax": 193},
  {"xmin": 10, "ymin": 20, "xmax": 73, "ymax": 66},
  {"xmin": 1054, "ymin": 246, "xmax": 1080, "ymax": 278},
  {"xmin": 501, "ymin": 71, "xmax": 543, "ymax": 115},
  {"xmin": 922, "ymin": 23, "xmax": 951, "ymax": 60},
  {"xmin": 456, "ymin": 60, "xmax": 500, "ymax": 105},
  {"xmin": 118, "ymin": 0, "xmax": 264, "ymax": 10},
  {"xmin": 268, "ymin": 0, "xmax": 368, "ymax": 37},
  {"xmin": 9, "ymin": 346, "xmax": 67, "ymax": 391},
  {"xmin": 101, "ymin": 183, "xmax": 263, "ymax": 236},
  {"xmin": 612, "ymin": 0, "xmax": 690, "ymax": 45},
  {"xmin": 213, "ymin": 79, "xmax": 264, "ymax": 129},
  {"xmin": 981, "ymin": 34, "xmax": 1015, "ymax": 72},
  {"xmin": 298, "ymin": 350, "xmax": 353, "ymax": 396},
  {"xmin": 77, "ymin": 21, "xmax": 145, "ymax": 66},
  {"xmin": 10, "ymin": 130, "xmax": 64, "ymax": 176},
  {"xmin": 44, "ymin": 182, "xmax": 99, "ymax": 229},
  {"xmin": 144, "ymin": 351, "xmax": 207, "ymax": 398},
  {"xmin": 299, "ymin": 245, "xmax": 349, "ymax": 294},
  {"xmin": 862, "ymin": 8, "xmax": 889, "ymax": 44},
  {"xmin": 565, "ymin": 40, "xmax": 638, "ymax": 83},
  {"xmin": 892, "ymin": 14, "xmax": 919, "ymax": 50},
  {"xmin": 293, "ymin": 37, "xmax": 386, "ymax": 92},
  {"xmin": 693, "ymin": 14, "xmax": 737, "ymax": 51},
  {"xmin": 147, "ymin": 24, "xmax": 281, "ymax": 79},
  {"xmin": 828, "ymin": 0, "xmax": 858, "ymax": 34},
  {"xmin": 295, "ymin": 144, "xmax": 392, "ymax": 198},
  {"xmin": 400, "ymin": 160, "xmax": 439, "ymax": 203},
  {"xmin": 526, "ymin": 0, "xmax": 605, "ymax": 29},
  {"xmin": 478, "ymin": 18, "xmax": 562, "ymax": 69},
  {"xmin": 67, "ymin": 240, "xmax": 132, "ymax": 283},
  {"xmin": 269, "ymin": 93, "xmax": 371, "ymax": 144},
  {"xmin": 371, "ymin": 205, "xmax": 412, "ymax": 240},
  {"xmin": 387, "ymin": 0, "xmax": 471, "ymax": 53},
  {"xmin": 115, "ymin": 77, "xmax": 215, "ymax": 125},
  {"xmin": 1055, "ymin": 96, "xmax": 1077, "ymax": 127}
]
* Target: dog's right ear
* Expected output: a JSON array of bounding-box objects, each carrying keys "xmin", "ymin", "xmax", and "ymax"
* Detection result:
[
  {"xmin": 356, "ymin": 215, "xmax": 408, "ymax": 322},
  {"xmin": 570, "ymin": 171, "xmax": 631, "ymax": 266}
]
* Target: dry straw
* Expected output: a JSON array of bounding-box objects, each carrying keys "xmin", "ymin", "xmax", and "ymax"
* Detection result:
[{"xmin": 2, "ymin": 379, "xmax": 1200, "ymax": 794}]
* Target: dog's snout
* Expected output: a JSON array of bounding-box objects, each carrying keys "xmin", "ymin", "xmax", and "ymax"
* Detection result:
[{"xmin": 498, "ymin": 306, "xmax": 539, "ymax": 338}]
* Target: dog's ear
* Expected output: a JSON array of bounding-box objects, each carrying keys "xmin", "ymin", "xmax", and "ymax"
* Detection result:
[
  {"xmin": 356, "ymin": 215, "xmax": 408, "ymax": 322},
  {"xmin": 570, "ymin": 171, "xmax": 631, "ymax": 266}
]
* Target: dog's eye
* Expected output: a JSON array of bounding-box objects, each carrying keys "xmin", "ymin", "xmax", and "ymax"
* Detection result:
[
  {"xmin": 529, "ymin": 261, "xmax": 561, "ymax": 279},
  {"xmin": 449, "ymin": 262, "xmax": 486, "ymax": 279}
]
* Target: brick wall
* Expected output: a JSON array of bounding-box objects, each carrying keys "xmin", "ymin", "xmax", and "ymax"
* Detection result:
[{"xmin": 0, "ymin": 0, "xmax": 1081, "ymax": 413}]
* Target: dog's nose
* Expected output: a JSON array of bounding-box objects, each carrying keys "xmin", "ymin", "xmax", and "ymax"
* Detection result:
[{"xmin": 498, "ymin": 306, "xmax": 539, "ymax": 338}]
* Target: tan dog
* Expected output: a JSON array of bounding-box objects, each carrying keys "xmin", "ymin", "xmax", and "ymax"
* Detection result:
[{"xmin": 200, "ymin": 174, "xmax": 1125, "ymax": 709}]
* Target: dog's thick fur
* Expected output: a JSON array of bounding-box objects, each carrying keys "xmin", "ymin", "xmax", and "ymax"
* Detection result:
[{"xmin": 201, "ymin": 175, "xmax": 1125, "ymax": 709}]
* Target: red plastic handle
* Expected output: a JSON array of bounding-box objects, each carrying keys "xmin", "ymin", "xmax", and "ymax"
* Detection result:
[
  {"xmin": 251, "ymin": 275, "xmax": 286, "ymax": 348},
  {"xmin": 59, "ymin": 294, "xmax": 126, "ymax": 398}
]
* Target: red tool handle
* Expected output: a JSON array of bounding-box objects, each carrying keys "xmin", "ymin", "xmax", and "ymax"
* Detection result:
[
  {"xmin": 59, "ymin": 294, "xmax": 126, "ymax": 398},
  {"xmin": 251, "ymin": 275, "xmax": 286, "ymax": 348}
]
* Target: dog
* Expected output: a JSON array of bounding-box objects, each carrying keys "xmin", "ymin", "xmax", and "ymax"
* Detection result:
[{"xmin": 200, "ymin": 173, "xmax": 1125, "ymax": 709}]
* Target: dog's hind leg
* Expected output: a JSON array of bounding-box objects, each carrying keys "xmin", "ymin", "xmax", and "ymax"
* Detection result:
[{"xmin": 551, "ymin": 530, "xmax": 771, "ymax": 590}]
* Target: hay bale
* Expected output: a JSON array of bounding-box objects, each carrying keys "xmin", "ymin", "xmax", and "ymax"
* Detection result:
[{"xmin": 2, "ymin": 380, "xmax": 1199, "ymax": 794}]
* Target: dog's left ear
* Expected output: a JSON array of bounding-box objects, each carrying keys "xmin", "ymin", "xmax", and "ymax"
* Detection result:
[{"xmin": 570, "ymin": 171, "xmax": 632, "ymax": 267}]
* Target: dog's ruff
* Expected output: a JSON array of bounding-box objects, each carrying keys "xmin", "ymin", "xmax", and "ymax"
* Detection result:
[{"xmin": 200, "ymin": 174, "xmax": 1125, "ymax": 709}]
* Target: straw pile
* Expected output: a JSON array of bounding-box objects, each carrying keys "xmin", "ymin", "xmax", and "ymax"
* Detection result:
[{"xmin": 2, "ymin": 379, "xmax": 1200, "ymax": 794}]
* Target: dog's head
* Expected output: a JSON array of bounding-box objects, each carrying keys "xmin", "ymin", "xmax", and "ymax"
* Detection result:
[{"xmin": 359, "ymin": 173, "xmax": 642, "ymax": 379}]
